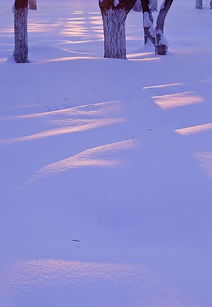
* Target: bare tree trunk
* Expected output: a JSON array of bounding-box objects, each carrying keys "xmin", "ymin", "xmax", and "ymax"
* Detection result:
[
  {"xmin": 133, "ymin": 0, "xmax": 157, "ymax": 12},
  {"xmin": 141, "ymin": 0, "xmax": 155, "ymax": 45},
  {"xmin": 210, "ymin": 0, "xmax": 212, "ymax": 9},
  {"xmin": 155, "ymin": 0, "xmax": 173, "ymax": 55},
  {"xmin": 101, "ymin": 9, "xmax": 128, "ymax": 58},
  {"xmin": 150, "ymin": 0, "xmax": 158, "ymax": 11},
  {"xmin": 14, "ymin": 0, "xmax": 28, "ymax": 63},
  {"xmin": 133, "ymin": 0, "xmax": 142, "ymax": 12},
  {"xmin": 99, "ymin": 0, "xmax": 136, "ymax": 59},
  {"xmin": 196, "ymin": 0, "xmax": 203, "ymax": 8},
  {"xmin": 28, "ymin": 0, "xmax": 37, "ymax": 10}
]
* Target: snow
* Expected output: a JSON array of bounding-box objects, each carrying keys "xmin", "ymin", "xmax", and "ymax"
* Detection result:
[
  {"xmin": 143, "ymin": 12, "xmax": 153, "ymax": 27},
  {"xmin": 113, "ymin": 0, "xmax": 120, "ymax": 7},
  {"xmin": 0, "ymin": 0, "xmax": 212, "ymax": 306}
]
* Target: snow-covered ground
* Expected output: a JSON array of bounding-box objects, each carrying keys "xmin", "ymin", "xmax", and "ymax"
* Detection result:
[{"xmin": 0, "ymin": 1, "xmax": 212, "ymax": 306}]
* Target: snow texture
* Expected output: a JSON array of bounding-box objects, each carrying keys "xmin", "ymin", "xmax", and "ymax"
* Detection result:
[{"xmin": 0, "ymin": 0, "xmax": 212, "ymax": 306}]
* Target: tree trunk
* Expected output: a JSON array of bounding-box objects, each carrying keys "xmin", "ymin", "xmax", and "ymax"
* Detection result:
[
  {"xmin": 101, "ymin": 8, "xmax": 128, "ymax": 59},
  {"xmin": 133, "ymin": 0, "xmax": 157, "ymax": 12},
  {"xmin": 155, "ymin": 0, "xmax": 173, "ymax": 55},
  {"xmin": 196, "ymin": 0, "xmax": 202, "ymax": 8},
  {"xmin": 150, "ymin": 0, "xmax": 158, "ymax": 11},
  {"xmin": 28, "ymin": 0, "xmax": 37, "ymax": 10},
  {"xmin": 99, "ymin": 0, "xmax": 136, "ymax": 59},
  {"xmin": 210, "ymin": 0, "xmax": 212, "ymax": 9},
  {"xmin": 141, "ymin": 0, "xmax": 155, "ymax": 45},
  {"xmin": 133, "ymin": 0, "xmax": 142, "ymax": 12},
  {"xmin": 14, "ymin": 0, "xmax": 28, "ymax": 63}
]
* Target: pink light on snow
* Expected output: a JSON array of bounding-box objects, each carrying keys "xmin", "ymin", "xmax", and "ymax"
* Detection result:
[
  {"xmin": 153, "ymin": 91, "xmax": 203, "ymax": 110},
  {"xmin": 60, "ymin": 15, "xmax": 103, "ymax": 40},
  {"xmin": 0, "ymin": 259, "xmax": 184, "ymax": 307},
  {"xmin": 195, "ymin": 152, "xmax": 212, "ymax": 176},
  {"xmin": 0, "ymin": 118, "xmax": 125, "ymax": 144},
  {"xmin": 143, "ymin": 82, "xmax": 183, "ymax": 90},
  {"xmin": 0, "ymin": 101, "xmax": 121, "ymax": 121},
  {"xmin": 38, "ymin": 56, "xmax": 100, "ymax": 63},
  {"xmin": 175, "ymin": 123, "xmax": 212, "ymax": 135},
  {"xmin": 28, "ymin": 21, "xmax": 63, "ymax": 33},
  {"xmin": 30, "ymin": 139, "xmax": 137, "ymax": 181},
  {"xmin": 0, "ymin": 101, "xmax": 124, "ymax": 144}
]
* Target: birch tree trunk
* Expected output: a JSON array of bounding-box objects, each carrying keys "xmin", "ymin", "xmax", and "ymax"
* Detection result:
[
  {"xmin": 99, "ymin": 0, "xmax": 136, "ymax": 59},
  {"xmin": 196, "ymin": 0, "xmax": 203, "ymax": 8},
  {"xmin": 14, "ymin": 0, "xmax": 28, "ymax": 63},
  {"xmin": 155, "ymin": 0, "xmax": 173, "ymax": 55}
]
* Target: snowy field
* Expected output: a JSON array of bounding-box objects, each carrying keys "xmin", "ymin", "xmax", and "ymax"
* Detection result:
[{"xmin": 0, "ymin": 0, "xmax": 212, "ymax": 306}]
